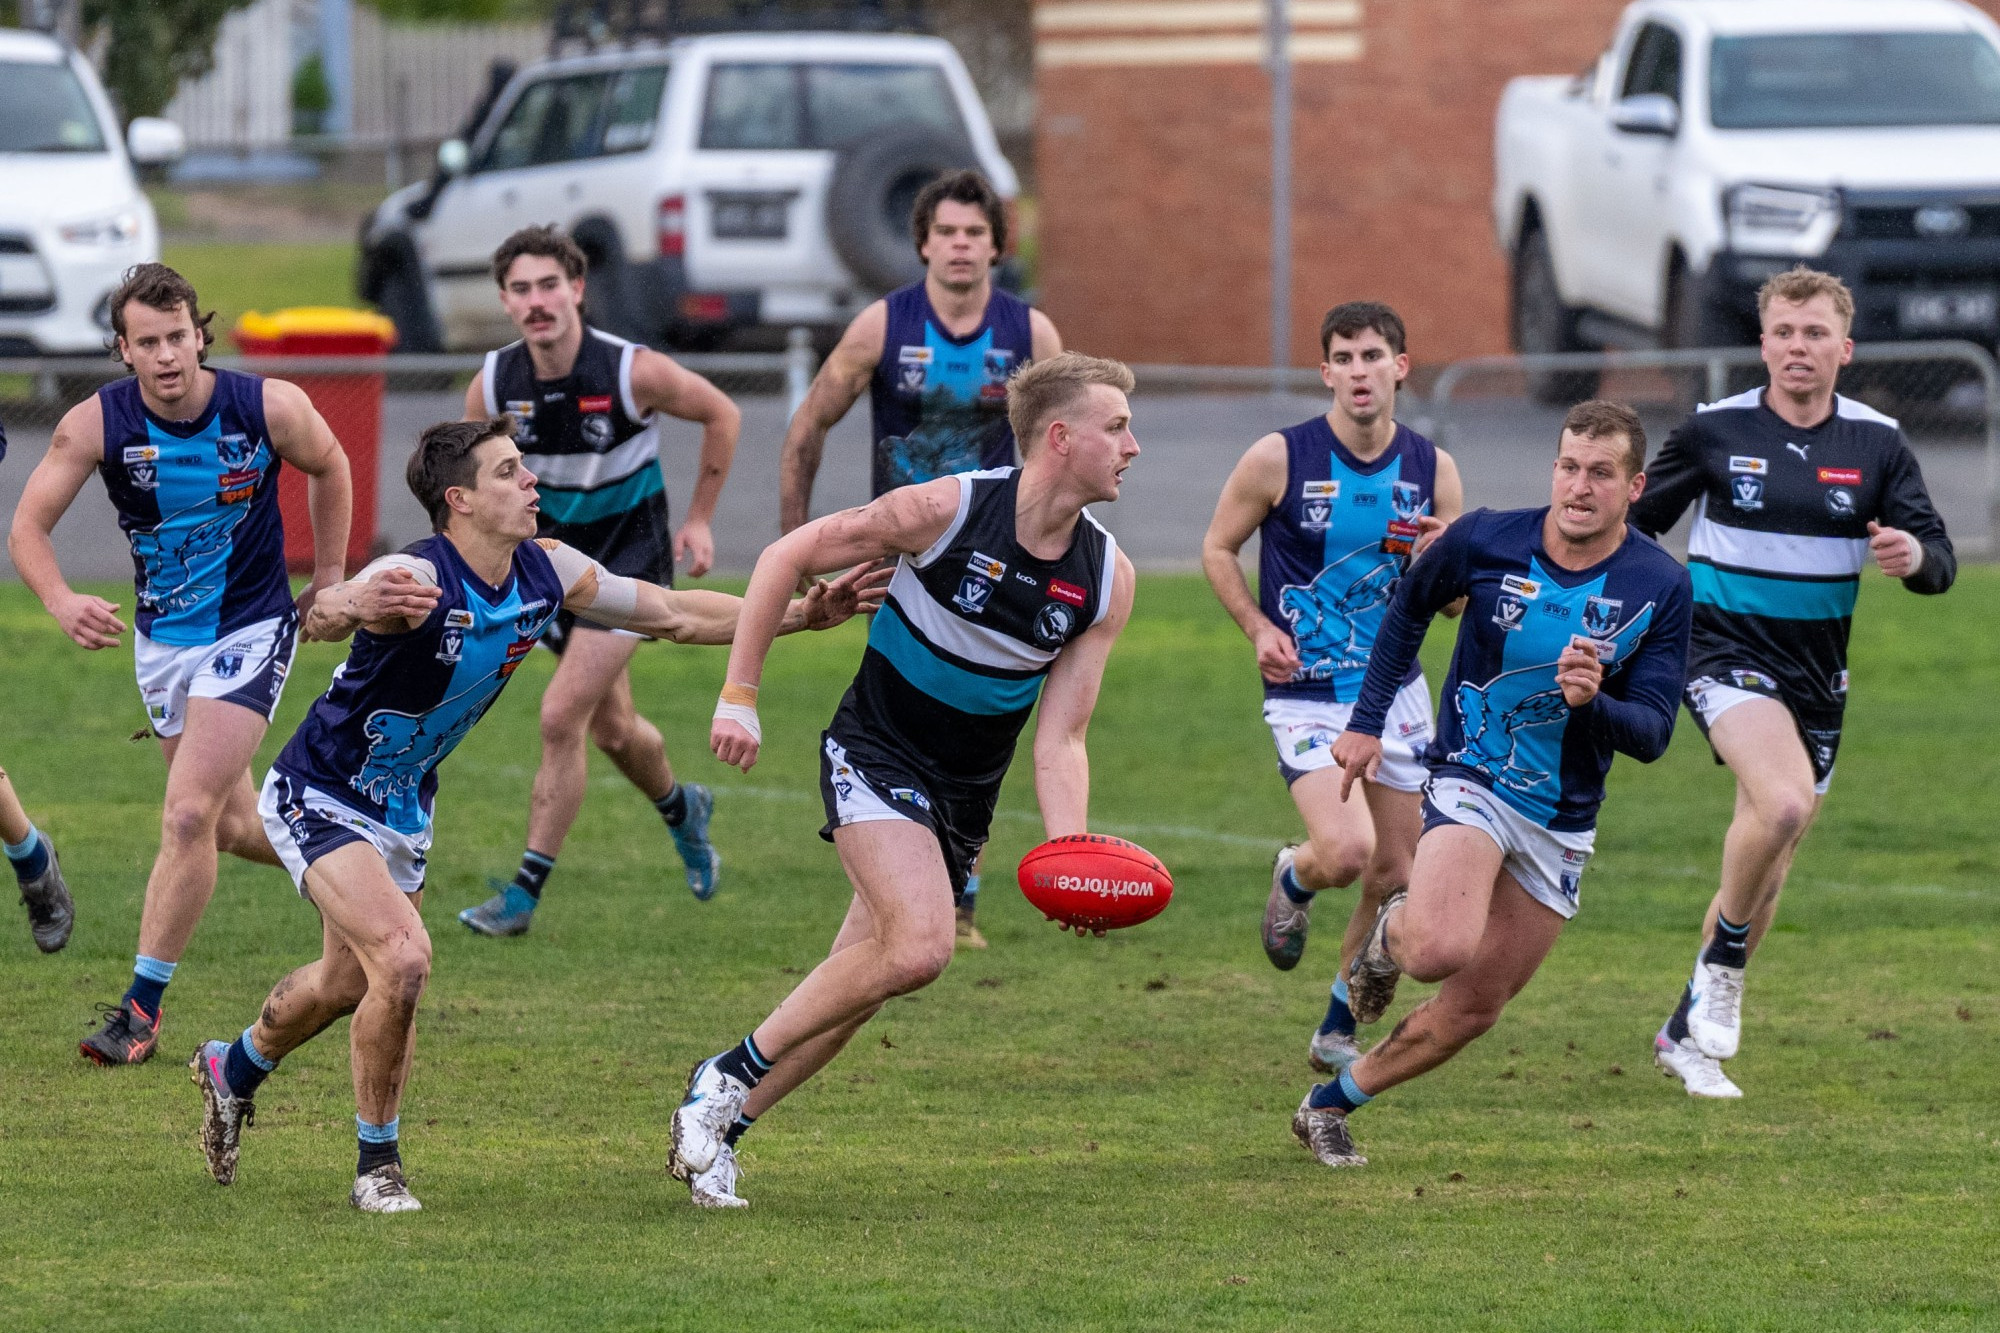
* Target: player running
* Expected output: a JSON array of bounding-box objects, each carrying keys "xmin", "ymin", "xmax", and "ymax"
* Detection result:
[
  {"xmin": 780, "ymin": 168, "xmax": 1062, "ymax": 950},
  {"xmin": 185, "ymin": 417, "xmax": 877, "ymax": 1211},
  {"xmin": 1202, "ymin": 301, "xmax": 1462, "ymax": 1075},
  {"xmin": 1292, "ymin": 402, "xmax": 1691, "ymax": 1168},
  {"xmin": 1633, "ymin": 267, "xmax": 1955, "ymax": 1099},
  {"xmin": 675, "ymin": 353, "xmax": 1139, "ymax": 1208},
  {"xmin": 457, "ymin": 226, "xmax": 741, "ymax": 937},
  {"xmin": 8, "ymin": 263, "xmax": 352, "ymax": 1064}
]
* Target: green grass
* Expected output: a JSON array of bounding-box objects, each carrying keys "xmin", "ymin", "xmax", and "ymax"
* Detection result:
[
  {"xmin": 160, "ymin": 242, "xmax": 361, "ymax": 346},
  {"xmin": 1, "ymin": 571, "xmax": 1995, "ymax": 1330}
]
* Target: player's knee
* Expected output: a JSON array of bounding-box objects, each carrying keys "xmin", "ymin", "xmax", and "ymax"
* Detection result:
[
  {"xmin": 588, "ymin": 712, "xmax": 635, "ymax": 755},
  {"xmin": 538, "ymin": 699, "xmax": 591, "ymax": 749},
  {"xmin": 161, "ymin": 794, "xmax": 224, "ymax": 847},
  {"xmin": 880, "ymin": 937, "xmax": 952, "ymax": 995},
  {"xmin": 1753, "ymin": 790, "xmax": 1815, "ymax": 843},
  {"xmin": 1308, "ymin": 835, "xmax": 1369, "ymax": 890},
  {"xmin": 376, "ymin": 939, "xmax": 433, "ymax": 1010},
  {"xmin": 1399, "ymin": 934, "xmax": 1476, "ymax": 985}
]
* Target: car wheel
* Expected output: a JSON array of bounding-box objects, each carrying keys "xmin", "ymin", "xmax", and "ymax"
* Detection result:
[
  {"xmin": 825, "ymin": 128, "xmax": 982, "ymax": 293},
  {"xmin": 375, "ymin": 258, "xmax": 441, "ymax": 354},
  {"xmin": 1664, "ymin": 262, "xmax": 1757, "ymax": 408},
  {"xmin": 1513, "ymin": 227, "xmax": 1599, "ymax": 406}
]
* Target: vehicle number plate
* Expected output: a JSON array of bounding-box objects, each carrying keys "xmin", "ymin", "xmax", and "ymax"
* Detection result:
[
  {"xmin": 1898, "ymin": 289, "xmax": 1999, "ymax": 332},
  {"xmin": 708, "ymin": 191, "xmax": 794, "ymax": 241}
]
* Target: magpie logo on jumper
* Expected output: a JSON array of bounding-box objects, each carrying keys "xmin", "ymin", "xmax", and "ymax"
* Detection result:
[
  {"xmin": 1825, "ymin": 487, "xmax": 1856, "ymax": 518},
  {"xmin": 1492, "ymin": 593, "xmax": 1527, "ymax": 631},
  {"xmin": 1500, "ymin": 574, "xmax": 1541, "ymax": 600},
  {"xmin": 1731, "ymin": 474, "xmax": 1765, "ymax": 511},
  {"xmin": 581, "ymin": 414, "xmax": 614, "ymax": 448},
  {"xmin": 1033, "ymin": 601, "xmax": 1075, "ymax": 647},
  {"xmin": 1728, "ymin": 456, "xmax": 1768, "ymax": 475}
]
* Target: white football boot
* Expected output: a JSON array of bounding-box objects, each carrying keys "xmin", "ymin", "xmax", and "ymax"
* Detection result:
[
  {"xmin": 1686, "ymin": 960, "xmax": 1745, "ymax": 1060},
  {"xmin": 1654, "ymin": 1030, "xmax": 1743, "ymax": 1099},
  {"xmin": 1307, "ymin": 1027, "xmax": 1362, "ymax": 1075},
  {"xmin": 351, "ymin": 1163, "xmax": 423, "ymax": 1213},
  {"xmin": 689, "ymin": 1143, "xmax": 750, "ymax": 1209},
  {"xmin": 669, "ymin": 1057, "xmax": 749, "ymax": 1181}
]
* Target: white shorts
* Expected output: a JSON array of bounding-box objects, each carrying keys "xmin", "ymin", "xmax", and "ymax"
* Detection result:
[
  {"xmin": 259, "ymin": 770, "xmax": 430, "ymax": 898},
  {"xmin": 1686, "ymin": 676, "xmax": 1835, "ymax": 795},
  {"xmin": 1265, "ymin": 676, "xmax": 1434, "ymax": 794},
  {"xmin": 1421, "ymin": 774, "xmax": 1595, "ymax": 920},
  {"xmin": 135, "ymin": 613, "xmax": 297, "ymax": 739}
]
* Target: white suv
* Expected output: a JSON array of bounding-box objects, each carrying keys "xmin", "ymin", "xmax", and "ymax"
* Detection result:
[
  {"xmin": 358, "ymin": 30, "xmax": 1017, "ymax": 352},
  {"xmin": 0, "ymin": 27, "xmax": 183, "ymax": 356}
]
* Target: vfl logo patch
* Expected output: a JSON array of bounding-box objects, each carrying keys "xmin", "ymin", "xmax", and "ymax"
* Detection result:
[
  {"xmin": 896, "ymin": 345, "xmax": 931, "ymax": 395},
  {"xmin": 1818, "ymin": 467, "xmax": 1862, "ymax": 485},
  {"xmin": 127, "ymin": 461, "xmax": 158, "ymax": 491},
  {"xmin": 436, "ymin": 627, "xmax": 464, "ymax": 664},
  {"xmin": 1500, "ymin": 574, "xmax": 1541, "ymax": 600},
  {"xmin": 1492, "ymin": 593, "xmax": 1527, "ymax": 631},
  {"xmin": 953, "ymin": 576, "xmax": 993, "ymax": 615},
  {"xmin": 1728, "ymin": 456, "xmax": 1768, "ymax": 475},
  {"xmin": 1731, "ymin": 475, "xmax": 1765, "ymax": 511}
]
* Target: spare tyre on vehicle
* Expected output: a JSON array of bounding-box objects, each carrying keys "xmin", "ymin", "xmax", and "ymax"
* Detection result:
[{"xmin": 825, "ymin": 127, "xmax": 982, "ymax": 293}]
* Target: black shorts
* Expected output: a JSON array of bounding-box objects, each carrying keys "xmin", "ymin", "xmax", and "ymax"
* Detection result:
[
  {"xmin": 1685, "ymin": 668, "xmax": 1844, "ymax": 788},
  {"xmin": 817, "ymin": 731, "xmax": 997, "ymax": 901}
]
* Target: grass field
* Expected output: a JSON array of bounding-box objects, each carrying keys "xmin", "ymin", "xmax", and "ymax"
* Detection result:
[
  {"xmin": 160, "ymin": 242, "xmax": 360, "ymax": 344},
  {"xmin": 0, "ymin": 571, "xmax": 1995, "ymax": 1330}
]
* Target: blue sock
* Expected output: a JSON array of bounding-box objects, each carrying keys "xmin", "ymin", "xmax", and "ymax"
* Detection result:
[
  {"xmin": 712, "ymin": 1034, "xmax": 771, "ymax": 1089},
  {"xmin": 124, "ymin": 955, "xmax": 176, "ymax": 1018},
  {"xmin": 654, "ymin": 784, "xmax": 687, "ymax": 827},
  {"xmin": 1663, "ymin": 982, "xmax": 1695, "ymax": 1043},
  {"xmin": 723, "ymin": 1112, "xmax": 757, "ymax": 1148},
  {"xmin": 1307, "ymin": 1068, "xmax": 1375, "ymax": 1113},
  {"xmin": 1280, "ymin": 863, "xmax": 1314, "ymax": 905},
  {"xmin": 222, "ymin": 1025, "xmax": 276, "ymax": 1097},
  {"xmin": 1318, "ymin": 976, "xmax": 1357, "ymax": 1037},
  {"xmin": 512, "ymin": 849, "xmax": 556, "ymax": 902},
  {"xmin": 5, "ymin": 826, "xmax": 50, "ymax": 882},
  {"xmin": 357, "ymin": 1116, "xmax": 400, "ymax": 1174},
  {"xmin": 1702, "ymin": 914, "xmax": 1752, "ymax": 970},
  {"xmin": 960, "ymin": 873, "xmax": 980, "ymax": 910}
]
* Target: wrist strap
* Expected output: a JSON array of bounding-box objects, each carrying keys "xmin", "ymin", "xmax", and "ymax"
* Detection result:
[{"xmin": 713, "ymin": 697, "xmax": 762, "ymax": 745}]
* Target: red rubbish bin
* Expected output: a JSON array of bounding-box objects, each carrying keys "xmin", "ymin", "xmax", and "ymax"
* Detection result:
[{"xmin": 232, "ymin": 307, "xmax": 397, "ymax": 575}]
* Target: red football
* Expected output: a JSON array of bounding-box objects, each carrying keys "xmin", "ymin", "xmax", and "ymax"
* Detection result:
[{"xmin": 1016, "ymin": 834, "xmax": 1173, "ymax": 932}]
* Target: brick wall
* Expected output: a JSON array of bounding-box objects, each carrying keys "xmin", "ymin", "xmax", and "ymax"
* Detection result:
[{"xmin": 1035, "ymin": 0, "xmax": 2000, "ymax": 367}]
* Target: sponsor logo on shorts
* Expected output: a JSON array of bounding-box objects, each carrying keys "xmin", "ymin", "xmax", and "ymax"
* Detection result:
[
  {"xmin": 1728, "ymin": 456, "xmax": 1768, "ymax": 475},
  {"xmin": 1731, "ymin": 475, "xmax": 1765, "ymax": 511},
  {"xmin": 1500, "ymin": 574, "xmax": 1541, "ymax": 599},
  {"xmin": 579, "ymin": 395, "xmax": 613, "ymax": 415},
  {"xmin": 1396, "ymin": 718, "xmax": 1429, "ymax": 739},
  {"xmin": 1818, "ymin": 467, "xmax": 1862, "ymax": 485},
  {"xmin": 1033, "ymin": 601, "xmax": 1076, "ymax": 647},
  {"xmin": 887, "ymin": 786, "xmax": 932, "ymax": 811},
  {"xmin": 1833, "ymin": 668, "xmax": 1849, "ymax": 695},
  {"xmin": 210, "ymin": 646, "xmax": 247, "ymax": 679},
  {"xmin": 1492, "ymin": 593, "xmax": 1527, "ymax": 631},
  {"xmin": 1825, "ymin": 487, "xmax": 1856, "ymax": 518},
  {"xmin": 1048, "ymin": 578, "xmax": 1088, "ymax": 607},
  {"xmin": 1292, "ymin": 729, "xmax": 1333, "ymax": 756},
  {"xmin": 445, "ymin": 609, "xmax": 474, "ymax": 628},
  {"xmin": 1727, "ymin": 669, "xmax": 1778, "ymax": 692},
  {"xmin": 580, "ymin": 414, "xmax": 614, "ymax": 448}
]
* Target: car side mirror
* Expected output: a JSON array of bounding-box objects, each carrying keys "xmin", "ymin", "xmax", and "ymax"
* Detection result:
[
  {"xmin": 437, "ymin": 138, "xmax": 470, "ymax": 176},
  {"xmin": 126, "ymin": 117, "xmax": 185, "ymax": 165},
  {"xmin": 1609, "ymin": 93, "xmax": 1679, "ymax": 136}
]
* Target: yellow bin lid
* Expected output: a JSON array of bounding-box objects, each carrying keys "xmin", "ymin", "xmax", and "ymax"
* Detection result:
[{"xmin": 235, "ymin": 307, "xmax": 399, "ymax": 342}]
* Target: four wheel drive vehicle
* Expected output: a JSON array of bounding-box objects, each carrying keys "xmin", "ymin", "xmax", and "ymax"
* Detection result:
[
  {"xmin": 0, "ymin": 27, "xmax": 184, "ymax": 357},
  {"xmin": 1494, "ymin": 0, "xmax": 2000, "ymax": 399},
  {"xmin": 358, "ymin": 29, "xmax": 1018, "ymax": 352}
]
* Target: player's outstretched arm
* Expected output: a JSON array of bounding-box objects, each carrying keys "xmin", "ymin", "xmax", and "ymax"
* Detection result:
[
  {"xmin": 1033, "ymin": 550, "xmax": 1136, "ymax": 839},
  {"xmin": 302, "ymin": 556, "xmax": 443, "ymax": 642},
  {"xmin": 7, "ymin": 395, "xmax": 126, "ymax": 649},
  {"xmin": 710, "ymin": 478, "xmax": 960, "ymax": 772},
  {"xmin": 1201, "ymin": 432, "xmax": 1299, "ymax": 683},
  {"xmin": 552, "ymin": 547, "xmax": 890, "ymax": 647},
  {"xmin": 630, "ymin": 348, "xmax": 740, "ymax": 578},
  {"xmin": 779, "ymin": 302, "xmax": 884, "ymax": 534},
  {"xmin": 263, "ymin": 378, "xmax": 355, "ymax": 615}
]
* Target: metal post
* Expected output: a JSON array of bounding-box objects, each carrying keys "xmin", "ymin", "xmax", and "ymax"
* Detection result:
[
  {"xmin": 320, "ymin": 0, "xmax": 354, "ymax": 140},
  {"xmin": 785, "ymin": 326, "xmax": 817, "ymax": 420},
  {"xmin": 1267, "ymin": 0, "xmax": 1292, "ymax": 396},
  {"xmin": 1706, "ymin": 356, "xmax": 1727, "ymax": 405}
]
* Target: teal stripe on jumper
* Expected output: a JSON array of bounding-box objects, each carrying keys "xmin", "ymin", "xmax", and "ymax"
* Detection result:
[
  {"xmin": 534, "ymin": 464, "xmax": 664, "ymax": 526},
  {"xmin": 868, "ymin": 602, "xmax": 1044, "ymax": 716},
  {"xmin": 1689, "ymin": 561, "xmax": 1858, "ymax": 621}
]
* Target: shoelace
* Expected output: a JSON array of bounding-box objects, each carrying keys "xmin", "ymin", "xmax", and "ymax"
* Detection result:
[{"xmin": 1699, "ymin": 970, "xmax": 1744, "ymax": 1022}]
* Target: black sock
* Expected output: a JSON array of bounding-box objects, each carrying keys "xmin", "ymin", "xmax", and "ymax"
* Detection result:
[
  {"xmin": 1702, "ymin": 914, "xmax": 1752, "ymax": 970},
  {"xmin": 357, "ymin": 1116, "xmax": 400, "ymax": 1174},
  {"xmin": 712, "ymin": 1034, "xmax": 771, "ymax": 1089},
  {"xmin": 654, "ymin": 784, "xmax": 687, "ymax": 827},
  {"xmin": 513, "ymin": 850, "xmax": 556, "ymax": 901},
  {"xmin": 724, "ymin": 1113, "xmax": 756, "ymax": 1147},
  {"xmin": 1664, "ymin": 983, "xmax": 1695, "ymax": 1043}
]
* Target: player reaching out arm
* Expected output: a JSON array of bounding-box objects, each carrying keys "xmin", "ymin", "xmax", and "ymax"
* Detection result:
[
  {"xmin": 184, "ymin": 416, "xmax": 875, "ymax": 1214},
  {"xmin": 682, "ymin": 352, "xmax": 1139, "ymax": 1209}
]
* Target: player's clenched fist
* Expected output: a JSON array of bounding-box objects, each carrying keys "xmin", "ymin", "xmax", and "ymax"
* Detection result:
[
  {"xmin": 1556, "ymin": 636, "xmax": 1603, "ymax": 707},
  {"xmin": 1252, "ymin": 620, "xmax": 1302, "ymax": 684},
  {"xmin": 1866, "ymin": 521, "xmax": 1921, "ymax": 579},
  {"xmin": 711, "ymin": 681, "xmax": 762, "ymax": 773}
]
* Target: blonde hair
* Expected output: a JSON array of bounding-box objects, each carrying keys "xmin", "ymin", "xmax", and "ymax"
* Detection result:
[
  {"xmin": 1006, "ymin": 352, "xmax": 1136, "ymax": 452},
  {"xmin": 1758, "ymin": 265, "xmax": 1854, "ymax": 331}
]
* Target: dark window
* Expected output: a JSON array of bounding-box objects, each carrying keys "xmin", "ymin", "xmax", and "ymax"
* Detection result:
[
  {"xmin": 479, "ymin": 70, "xmax": 663, "ymax": 170},
  {"xmin": 1711, "ymin": 32, "xmax": 2000, "ymax": 129},
  {"xmin": 1621, "ymin": 24, "xmax": 1683, "ymax": 105},
  {"xmin": 0, "ymin": 61, "xmax": 107, "ymax": 153},
  {"xmin": 701, "ymin": 61, "xmax": 963, "ymax": 150},
  {"xmin": 700, "ymin": 63, "xmax": 803, "ymax": 149},
  {"xmin": 601, "ymin": 65, "xmax": 669, "ymax": 154}
]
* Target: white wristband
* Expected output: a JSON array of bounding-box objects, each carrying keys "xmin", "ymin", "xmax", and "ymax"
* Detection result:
[
  {"xmin": 713, "ymin": 701, "xmax": 762, "ymax": 745},
  {"xmin": 1905, "ymin": 531, "xmax": 1924, "ymax": 576}
]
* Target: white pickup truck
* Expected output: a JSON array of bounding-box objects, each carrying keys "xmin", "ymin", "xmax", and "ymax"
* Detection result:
[{"xmin": 1494, "ymin": 0, "xmax": 2000, "ymax": 395}]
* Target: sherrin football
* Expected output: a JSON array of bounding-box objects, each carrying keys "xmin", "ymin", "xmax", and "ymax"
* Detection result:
[{"xmin": 1016, "ymin": 834, "xmax": 1174, "ymax": 932}]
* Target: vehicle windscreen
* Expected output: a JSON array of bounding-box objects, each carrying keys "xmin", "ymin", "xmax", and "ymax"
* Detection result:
[
  {"xmin": 701, "ymin": 62, "xmax": 962, "ymax": 149},
  {"xmin": 1709, "ymin": 31, "xmax": 2000, "ymax": 129},
  {"xmin": 0, "ymin": 60, "xmax": 108, "ymax": 152}
]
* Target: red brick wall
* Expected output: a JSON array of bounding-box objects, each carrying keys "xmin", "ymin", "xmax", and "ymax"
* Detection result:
[{"xmin": 1036, "ymin": 0, "xmax": 2000, "ymax": 366}]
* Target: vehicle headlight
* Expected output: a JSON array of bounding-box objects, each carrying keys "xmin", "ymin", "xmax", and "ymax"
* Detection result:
[
  {"xmin": 1724, "ymin": 184, "xmax": 1840, "ymax": 256},
  {"xmin": 59, "ymin": 209, "xmax": 143, "ymax": 246}
]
